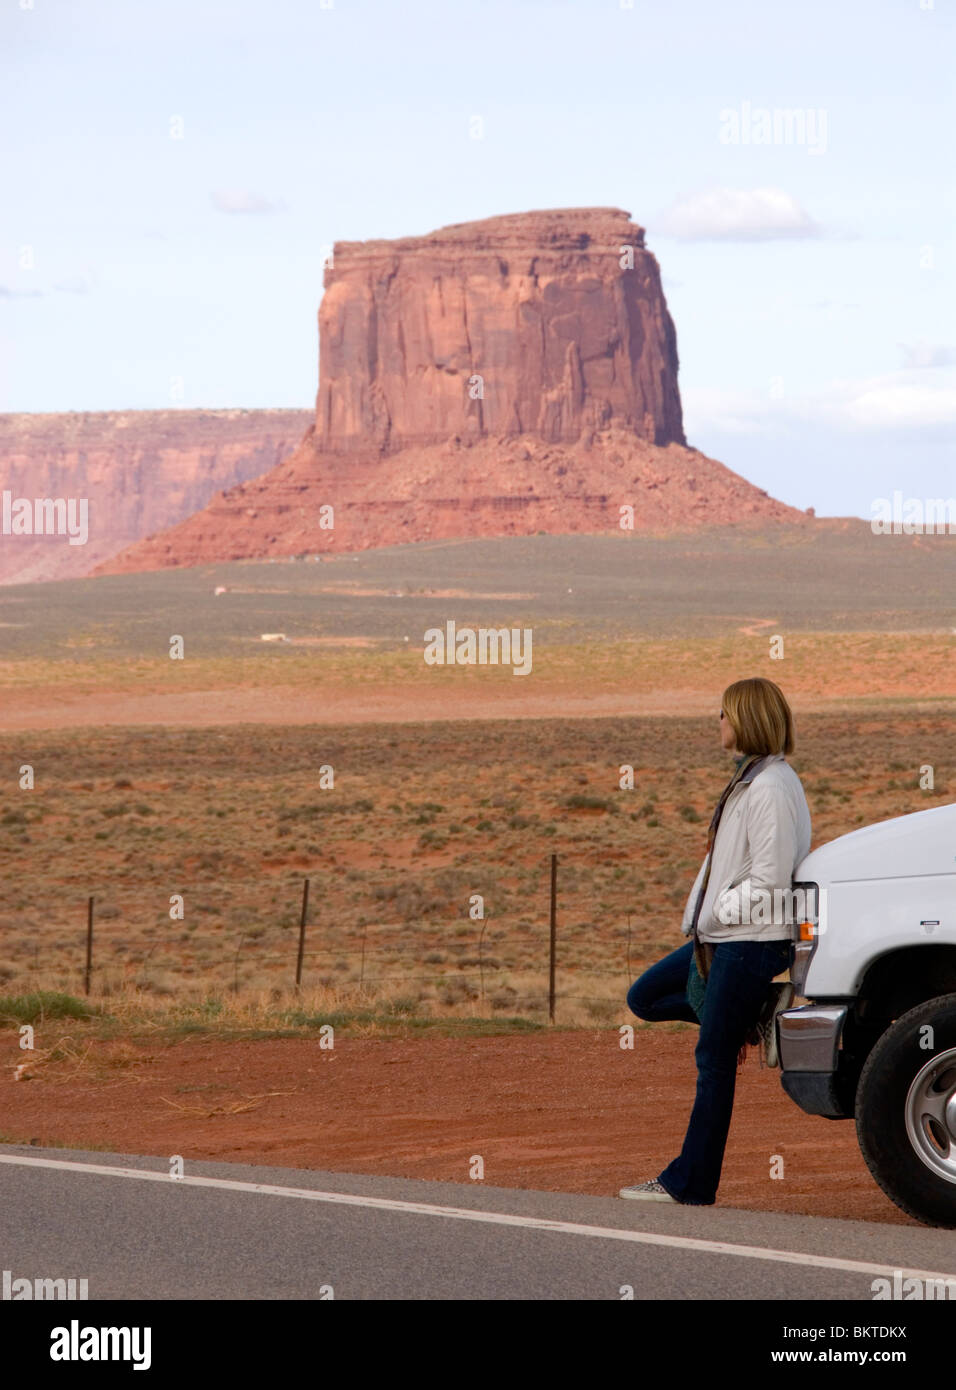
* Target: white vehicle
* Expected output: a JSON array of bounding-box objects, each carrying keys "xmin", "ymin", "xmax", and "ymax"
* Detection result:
[{"xmin": 778, "ymin": 801, "xmax": 956, "ymax": 1227}]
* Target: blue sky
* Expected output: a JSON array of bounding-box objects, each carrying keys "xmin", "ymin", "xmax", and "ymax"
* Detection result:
[{"xmin": 1, "ymin": 0, "xmax": 953, "ymax": 518}]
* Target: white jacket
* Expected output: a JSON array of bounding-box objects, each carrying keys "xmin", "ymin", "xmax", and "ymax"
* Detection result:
[{"xmin": 680, "ymin": 754, "xmax": 812, "ymax": 943}]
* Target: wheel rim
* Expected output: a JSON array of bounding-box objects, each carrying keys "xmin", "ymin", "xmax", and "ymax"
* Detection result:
[{"xmin": 905, "ymin": 1047, "xmax": 956, "ymax": 1185}]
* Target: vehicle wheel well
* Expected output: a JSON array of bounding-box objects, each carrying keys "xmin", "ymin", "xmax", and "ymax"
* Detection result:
[
  {"xmin": 829, "ymin": 947, "xmax": 956, "ymax": 1099},
  {"xmin": 856, "ymin": 945, "xmax": 956, "ymax": 1027}
]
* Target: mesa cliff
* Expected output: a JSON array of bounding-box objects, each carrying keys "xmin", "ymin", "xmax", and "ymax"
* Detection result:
[
  {"xmin": 99, "ymin": 208, "xmax": 809, "ymax": 575},
  {"xmin": 0, "ymin": 409, "xmax": 311, "ymax": 583}
]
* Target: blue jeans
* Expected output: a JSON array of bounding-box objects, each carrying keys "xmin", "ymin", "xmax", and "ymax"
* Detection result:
[{"xmin": 626, "ymin": 937, "xmax": 792, "ymax": 1205}]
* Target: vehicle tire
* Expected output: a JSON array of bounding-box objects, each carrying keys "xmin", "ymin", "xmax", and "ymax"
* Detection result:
[{"xmin": 855, "ymin": 993, "xmax": 956, "ymax": 1227}]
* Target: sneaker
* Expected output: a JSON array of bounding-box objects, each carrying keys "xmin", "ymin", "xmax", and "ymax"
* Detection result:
[
  {"xmin": 619, "ymin": 1179, "xmax": 677, "ymax": 1202},
  {"xmin": 754, "ymin": 981, "xmax": 795, "ymax": 1068}
]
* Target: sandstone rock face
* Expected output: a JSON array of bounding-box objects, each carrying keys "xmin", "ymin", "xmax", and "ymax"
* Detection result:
[
  {"xmin": 98, "ymin": 207, "xmax": 811, "ymax": 577},
  {"xmin": 316, "ymin": 207, "xmax": 685, "ymax": 451},
  {"xmin": 0, "ymin": 409, "xmax": 311, "ymax": 583}
]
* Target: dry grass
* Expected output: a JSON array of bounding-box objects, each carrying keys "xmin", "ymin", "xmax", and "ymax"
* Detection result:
[{"xmin": 0, "ymin": 709, "xmax": 951, "ymax": 1031}]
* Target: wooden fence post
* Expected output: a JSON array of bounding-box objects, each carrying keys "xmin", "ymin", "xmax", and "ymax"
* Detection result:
[
  {"xmin": 84, "ymin": 896, "xmax": 94, "ymax": 996},
  {"xmin": 549, "ymin": 854, "xmax": 557, "ymax": 1023},
  {"xmin": 295, "ymin": 879, "xmax": 310, "ymax": 987}
]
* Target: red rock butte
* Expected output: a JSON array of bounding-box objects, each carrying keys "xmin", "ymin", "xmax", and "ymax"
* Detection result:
[
  {"xmin": 99, "ymin": 207, "xmax": 809, "ymax": 575},
  {"xmin": 316, "ymin": 205, "xmax": 685, "ymax": 451}
]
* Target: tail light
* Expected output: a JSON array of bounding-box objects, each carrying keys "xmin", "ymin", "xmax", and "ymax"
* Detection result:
[{"xmin": 790, "ymin": 881, "xmax": 821, "ymax": 993}]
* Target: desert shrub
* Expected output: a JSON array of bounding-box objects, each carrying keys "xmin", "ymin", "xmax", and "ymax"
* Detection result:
[{"xmin": 0, "ymin": 992, "xmax": 100, "ymax": 1026}]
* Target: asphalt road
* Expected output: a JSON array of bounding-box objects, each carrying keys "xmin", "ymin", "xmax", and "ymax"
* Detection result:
[{"xmin": 1, "ymin": 1144, "xmax": 954, "ymax": 1301}]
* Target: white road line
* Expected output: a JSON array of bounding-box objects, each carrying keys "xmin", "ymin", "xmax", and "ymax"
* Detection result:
[{"xmin": 0, "ymin": 1152, "xmax": 952, "ymax": 1284}]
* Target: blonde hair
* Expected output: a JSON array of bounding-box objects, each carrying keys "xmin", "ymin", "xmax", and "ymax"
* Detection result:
[{"xmin": 722, "ymin": 677, "xmax": 795, "ymax": 756}]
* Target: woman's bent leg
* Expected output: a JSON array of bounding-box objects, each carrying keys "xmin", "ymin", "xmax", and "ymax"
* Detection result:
[
  {"xmin": 626, "ymin": 940, "xmax": 698, "ymax": 1023},
  {"xmin": 656, "ymin": 939, "xmax": 791, "ymax": 1204}
]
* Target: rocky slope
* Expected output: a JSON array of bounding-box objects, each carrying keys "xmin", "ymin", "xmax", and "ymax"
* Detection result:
[
  {"xmin": 99, "ymin": 426, "xmax": 807, "ymax": 571},
  {"xmin": 0, "ymin": 409, "xmax": 311, "ymax": 583}
]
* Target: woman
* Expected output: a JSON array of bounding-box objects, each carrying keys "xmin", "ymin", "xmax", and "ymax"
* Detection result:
[{"xmin": 620, "ymin": 676, "xmax": 812, "ymax": 1206}]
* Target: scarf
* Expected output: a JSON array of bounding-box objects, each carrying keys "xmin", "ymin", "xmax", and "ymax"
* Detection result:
[{"xmin": 687, "ymin": 751, "xmax": 769, "ymax": 1007}]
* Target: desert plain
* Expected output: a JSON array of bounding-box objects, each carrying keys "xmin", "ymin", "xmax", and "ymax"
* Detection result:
[{"xmin": 0, "ymin": 525, "xmax": 953, "ymax": 1226}]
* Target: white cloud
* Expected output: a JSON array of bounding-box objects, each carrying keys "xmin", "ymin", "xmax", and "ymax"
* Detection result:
[
  {"xmin": 682, "ymin": 387, "xmax": 773, "ymax": 435},
  {"xmin": 898, "ymin": 341, "xmax": 954, "ymax": 370},
  {"xmin": 54, "ymin": 271, "xmax": 97, "ymax": 294},
  {"xmin": 211, "ymin": 190, "xmax": 284, "ymax": 214},
  {"xmin": 0, "ymin": 268, "xmax": 96, "ymax": 298},
  {"xmin": 684, "ymin": 369, "xmax": 956, "ymax": 435},
  {"xmin": 838, "ymin": 375, "xmax": 956, "ymax": 430},
  {"xmin": 654, "ymin": 187, "xmax": 819, "ymax": 241}
]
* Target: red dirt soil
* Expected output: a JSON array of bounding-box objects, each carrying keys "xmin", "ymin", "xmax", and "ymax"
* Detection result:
[
  {"xmin": 2, "ymin": 682, "xmax": 947, "ymax": 734},
  {"xmin": 3, "ymin": 1030, "xmax": 918, "ymax": 1227}
]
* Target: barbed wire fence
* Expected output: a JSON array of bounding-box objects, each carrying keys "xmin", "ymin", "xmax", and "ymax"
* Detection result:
[{"xmin": 14, "ymin": 857, "xmax": 666, "ymax": 1021}]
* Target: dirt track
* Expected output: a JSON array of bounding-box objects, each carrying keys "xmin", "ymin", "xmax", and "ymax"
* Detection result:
[
  {"xmin": 2, "ymin": 1029, "xmax": 917, "ymax": 1227},
  {"xmin": 0, "ymin": 685, "xmax": 724, "ymax": 731},
  {"xmin": 3, "ymin": 684, "xmax": 951, "ymax": 733}
]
